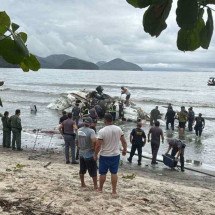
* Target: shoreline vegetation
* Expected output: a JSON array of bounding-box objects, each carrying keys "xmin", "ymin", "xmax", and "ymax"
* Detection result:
[{"xmin": 0, "ymin": 144, "xmax": 215, "ymax": 214}]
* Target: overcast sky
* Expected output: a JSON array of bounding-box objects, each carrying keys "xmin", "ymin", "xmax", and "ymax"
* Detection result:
[{"xmin": 1, "ymin": 0, "xmax": 215, "ymax": 70}]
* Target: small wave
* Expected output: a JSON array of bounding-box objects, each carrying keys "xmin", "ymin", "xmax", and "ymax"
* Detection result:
[
  {"xmin": 4, "ymin": 100, "xmax": 50, "ymax": 106},
  {"xmin": 3, "ymin": 88, "xmax": 61, "ymax": 96},
  {"xmin": 131, "ymin": 98, "xmax": 215, "ymax": 109},
  {"xmin": 12, "ymin": 83, "xmax": 189, "ymax": 92},
  {"xmin": 0, "ymin": 87, "xmax": 10, "ymax": 91}
]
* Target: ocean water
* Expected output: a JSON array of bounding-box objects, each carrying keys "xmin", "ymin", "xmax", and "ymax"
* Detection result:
[{"xmin": 1, "ymin": 68, "xmax": 215, "ymax": 170}]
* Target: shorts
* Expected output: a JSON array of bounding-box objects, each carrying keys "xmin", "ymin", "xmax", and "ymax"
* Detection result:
[
  {"xmin": 179, "ymin": 122, "xmax": 186, "ymax": 129},
  {"xmin": 79, "ymin": 157, "xmax": 97, "ymax": 177},
  {"xmin": 126, "ymin": 94, "xmax": 130, "ymax": 100},
  {"xmin": 99, "ymin": 155, "xmax": 120, "ymax": 175}
]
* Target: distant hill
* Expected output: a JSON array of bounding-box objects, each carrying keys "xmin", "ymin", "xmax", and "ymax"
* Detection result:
[
  {"xmin": 44, "ymin": 54, "xmax": 74, "ymax": 68},
  {"xmin": 58, "ymin": 59, "xmax": 99, "ymax": 70},
  {"xmin": 36, "ymin": 56, "xmax": 53, "ymax": 68},
  {"xmin": 0, "ymin": 55, "xmax": 142, "ymax": 71},
  {"xmin": 0, "ymin": 57, "xmax": 18, "ymax": 68},
  {"xmin": 96, "ymin": 61, "xmax": 107, "ymax": 67},
  {"xmin": 99, "ymin": 58, "xmax": 143, "ymax": 71}
]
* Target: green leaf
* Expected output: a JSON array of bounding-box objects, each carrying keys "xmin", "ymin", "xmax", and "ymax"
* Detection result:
[
  {"xmin": 19, "ymin": 61, "xmax": 29, "ymax": 72},
  {"xmin": 13, "ymin": 33, "xmax": 29, "ymax": 57},
  {"xmin": 176, "ymin": 0, "xmax": 198, "ymax": 30},
  {"xmin": 20, "ymin": 54, "xmax": 40, "ymax": 72},
  {"xmin": 0, "ymin": 11, "xmax": 11, "ymax": 35},
  {"xmin": 177, "ymin": 18, "xmax": 205, "ymax": 51},
  {"xmin": 11, "ymin": 22, "xmax": 19, "ymax": 32},
  {"xmin": 200, "ymin": 8, "xmax": 213, "ymax": 49},
  {"xmin": 17, "ymin": 32, "xmax": 27, "ymax": 43},
  {"xmin": 143, "ymin": 0, "xmax": 172, "ymax": 37},
  {"xmin": 126, "ymin": 0, "xmax": 166, "ymax": 8},
  {"xmin": 0, "ymin": 38, "xmax": 25, "ymax": 64}
]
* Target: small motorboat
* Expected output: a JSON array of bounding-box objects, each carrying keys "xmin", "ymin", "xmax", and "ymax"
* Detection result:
[{"xmin": 207, "ymin": 77, "xmax": 215, "ymax": 86}]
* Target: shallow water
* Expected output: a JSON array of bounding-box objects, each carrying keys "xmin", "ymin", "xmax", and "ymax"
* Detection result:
[{"xmin": 1, "ymin": 68, "xmax": 215, "ymax": 170}]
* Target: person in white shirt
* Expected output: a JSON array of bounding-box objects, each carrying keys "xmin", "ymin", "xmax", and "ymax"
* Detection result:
[{"xmin": 94, "ymin": 113, "xmax": 127, "ymax": 195}]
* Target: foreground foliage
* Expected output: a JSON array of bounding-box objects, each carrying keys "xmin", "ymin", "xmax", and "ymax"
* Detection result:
[
  {"xmin": 126, "ymin": 0, "xmax": 215, "ymax": 51},
  {"xmin": 0, "ymin": 11, "xmax": 40, "ymax": 72}
]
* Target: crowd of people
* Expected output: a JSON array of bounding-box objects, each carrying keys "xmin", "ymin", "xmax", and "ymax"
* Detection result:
[
  {"xmin": 0, "ymin": 86, "xmax": 206, "ymax": 194},
  {"xmin": 58, "ymin": 101, "xmax": 201, "ymax": 193},
  {"xmin": 150, "ymin": 104, "xmax": 205, "ymax": 137}
]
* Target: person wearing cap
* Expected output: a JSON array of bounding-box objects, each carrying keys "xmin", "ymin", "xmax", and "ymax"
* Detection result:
[
  {"xmin": 59, "ymin": 113, "xmax": 78, "ymax": 164},
  {"xmin": 127, "ymin": 122, "xmax": 146, "ymax": 166},
  {"xmin": 77, "ymin": 117, "xmax": 98, "ymax": 189},
  {"xmin": 187, "ymin": 107, "xmax": 195, "ymax": 131},
  {"xmin": 121, "ymin": 86, "xmax": 131, "ymax": 106},
  {"xmin": 194, "ymin": 113, "xmax": 205, "ymax": 137},
  {"xmin": 94, "ymin": 113, "xmax": 127, "ymax": 194},
  {"xmin": 150, "ymin": 106, "xmax": 161, "ymax": 126},
  {"xmin": 165, "ymin": 138, "xmax": 186, "ymax": 172}
]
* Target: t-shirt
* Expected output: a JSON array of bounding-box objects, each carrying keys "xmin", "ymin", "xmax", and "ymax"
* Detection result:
[
  {"xmin": 166, "ymin": 110, "xmax": 175, "ymax": 120},
  {"xmin": 178, "ymin": 111, "xmax": 187, "ymax": 122},
  {"xmin": 195, "ymin": 117, "xmax": 205, "ymax": 127},
  {"xmin": 97, "ymin": 125, "xmax": 124, "ymax": 156},
  {"xmin": 130, "ymin": 128, "xmax": 146, "ymax": 145},
  {"xmin": 72, "ymin": 106, "xmax": 80, "ymax": 117},
  {"xmin": 149, "ymin": 126, "xmax": 163, "ymax": 144},
  {"xmin": 188, "ymin": 110, "xmax": 195, "ymax": 121},
  {"xmin": 77, "ymin": 127, "xmax": 96, "ymax": 158},
  {"xmin": 62, "ymin": 118, "xmax": 75, "ymax": 134},
  {"xmin": 89, "ymin": 108, "xmax": 98, "ymax": 119},
  {"xmin": 169, "ymin": 139, "xmax": 185, "ymax": 149}
]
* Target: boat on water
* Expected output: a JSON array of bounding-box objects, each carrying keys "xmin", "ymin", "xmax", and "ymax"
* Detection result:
[
  {"xmin": 47, "ymin": 89, "xmax": 150, "ymax": 122},
  {"xmin": 207, "ymin": 77, "xmax": 215, "ymax": 86}
]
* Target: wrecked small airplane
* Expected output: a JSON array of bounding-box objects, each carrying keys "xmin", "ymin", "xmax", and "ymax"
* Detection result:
[{"xmin": 47, "ymin": 87, "xmax": 150, "ymax": 122}]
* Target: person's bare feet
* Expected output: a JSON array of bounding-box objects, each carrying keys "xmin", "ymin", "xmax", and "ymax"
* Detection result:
[
  {"xmin": 97, "ymin": 188, "xmax": 102, "ymax": 193},
  {"xmin": 81, "ymin": 184, "xmax": 87, "ymax": 188},
  {"xmin": 94, "ymin": 186, "xmax": 98, "ymax": 190}
]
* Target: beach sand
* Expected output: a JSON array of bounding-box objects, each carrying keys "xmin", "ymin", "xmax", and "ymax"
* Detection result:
[{"xmin": 0, "ymin": 146, "xmax": 215, "ymax": 215}]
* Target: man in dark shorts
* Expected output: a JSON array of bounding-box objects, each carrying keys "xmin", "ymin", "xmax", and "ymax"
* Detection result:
[
  {"xmin": 177, "ymin": 106, "xmax": 187, "ymax": 131},
  {"xmin": 77, "ymin": 117, "xmax": 98, "ymax": 189},
  {"xmin": 127, "ymin": 122, "xmax": 146, "ymax": 166},
  {"xmin": 148, "ymin": 121, "xmax": 164, "ymax": 165},
  {"xmin": 94, "ymin": 113, "xmax": 127, "ymax": 194},
  {"xmin": 165, "ymin": 138, "xmax": 186, "ymax": 172}
]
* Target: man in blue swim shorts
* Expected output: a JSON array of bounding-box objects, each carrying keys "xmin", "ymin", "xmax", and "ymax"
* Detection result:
[{"xmin": 94, "ymin": 113, "xmax": 127, "ymax": 195}]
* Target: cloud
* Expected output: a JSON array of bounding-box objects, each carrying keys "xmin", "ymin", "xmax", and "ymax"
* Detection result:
[{"xmin": 1, "ymin": 0, "xmax": 215, "ymax": 69}]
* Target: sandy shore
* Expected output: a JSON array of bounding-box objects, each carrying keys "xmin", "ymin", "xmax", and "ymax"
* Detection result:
[{"xmin": 0, "ymin": 147, "xmax": 215, "ymax": 215}]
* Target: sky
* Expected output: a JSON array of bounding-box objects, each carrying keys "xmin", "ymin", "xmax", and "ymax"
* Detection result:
[{"xmin": 1, "ymin": 0, "xmax": 215, "ymax": 70}]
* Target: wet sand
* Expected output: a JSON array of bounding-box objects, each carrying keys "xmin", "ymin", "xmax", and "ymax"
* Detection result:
[{"xmin": 0, "ymin": 145, "xmax": 215, "ymax": 215}]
